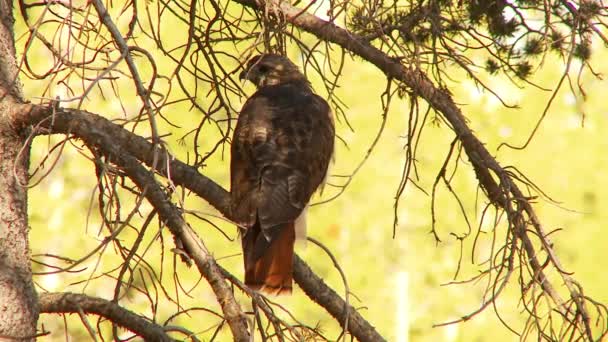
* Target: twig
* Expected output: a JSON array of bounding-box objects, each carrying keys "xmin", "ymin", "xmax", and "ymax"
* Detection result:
[
  {"xmin": 307, "ymin": 237, "xmax": 350, "ymax": 342},
  {"xmin": 90, "ymin": 0, "xmax": 161, "ymax": 149}
]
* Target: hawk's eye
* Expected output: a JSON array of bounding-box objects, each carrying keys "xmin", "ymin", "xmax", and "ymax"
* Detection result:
[{"xmin": 258, "ymin": 65, "xmax": 269, "ymax": 73}]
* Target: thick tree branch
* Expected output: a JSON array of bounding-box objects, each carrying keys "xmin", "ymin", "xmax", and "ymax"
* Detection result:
[
  {"xmin": 15, "ymin": 104, "xmax": 385, "ymax": 342},
  {"xmin": 39, "ymin": 292, "xmax": 174, "ymax": 341},
  {"xmin": 106, "ymin": 145, "xmax": 250, "ymax": 342},
  {"xmin": 293, "ymin": 255, "xmax": 385, "ymax": 342},
  {"xmin": 16, "ymin": 105, "xmax": 250, "ymax": 342}
]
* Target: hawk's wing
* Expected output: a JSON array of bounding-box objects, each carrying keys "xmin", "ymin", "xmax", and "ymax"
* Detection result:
[{"xmin": 230, "ymin": 83, "xmax": 334, "ymax": 236}]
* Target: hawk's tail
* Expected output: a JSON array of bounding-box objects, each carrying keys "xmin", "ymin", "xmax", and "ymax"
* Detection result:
[{"xmin": 242, "ymin": 222, "xmax": 295, "ymax": 295}]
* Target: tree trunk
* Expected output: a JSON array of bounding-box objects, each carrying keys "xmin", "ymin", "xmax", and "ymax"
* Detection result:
[{"xmin": 0, "ymin": 0, "xmax": 38, "ymax": 339}]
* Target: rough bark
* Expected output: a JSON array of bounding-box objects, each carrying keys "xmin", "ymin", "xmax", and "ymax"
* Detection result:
[{"xmin": 0, "ymin": 0, "xmax": 38, "ymax": 339}]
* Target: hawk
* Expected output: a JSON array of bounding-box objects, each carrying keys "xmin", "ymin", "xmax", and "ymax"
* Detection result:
[{"xmin": 231, "ymin": 54, "xmax": 335, "ymax": 295}]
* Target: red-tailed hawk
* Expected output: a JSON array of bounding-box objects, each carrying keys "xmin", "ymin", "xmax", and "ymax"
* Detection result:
[{"xmin": 231, "ymin": 54, "xmax": 334, "ymax": 295}]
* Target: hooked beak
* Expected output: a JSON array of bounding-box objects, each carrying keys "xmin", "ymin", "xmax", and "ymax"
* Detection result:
[{"xmin": 239, "ymin": 70, "xmax": 248, "ymax": 81}]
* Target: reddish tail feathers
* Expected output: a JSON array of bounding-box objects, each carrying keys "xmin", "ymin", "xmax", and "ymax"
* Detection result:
[{"xmin": 242, "ymin": 222, "xmax": 295, "ymax": 295}]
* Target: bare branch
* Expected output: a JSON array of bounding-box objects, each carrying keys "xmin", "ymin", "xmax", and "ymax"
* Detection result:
[
  {"xmin": 39, "ymin": 292, "xmax": 174, "ymax": 341},
  {"xmin": 293, "ymin": 254, "xmax": 385, "ymax": 342},
  {"xmin": 16, "ymin": 105, "xmax": 250, "ymax": 341},
  {"xmin": 90, "ymin": 0, "xmax": 160, "ymax": 144}
]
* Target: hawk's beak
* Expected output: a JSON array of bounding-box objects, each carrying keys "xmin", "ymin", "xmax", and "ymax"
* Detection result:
[{"xmin": 239, "ymin": 70, "xmax": 248, "ymax": 81}]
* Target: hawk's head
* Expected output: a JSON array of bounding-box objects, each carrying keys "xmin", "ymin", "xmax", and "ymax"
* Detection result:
[{"xmin": 239, "ymin": 54, "xmax": 308, "ymax": 88}]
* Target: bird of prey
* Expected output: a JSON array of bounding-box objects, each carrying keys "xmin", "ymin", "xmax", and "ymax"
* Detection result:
[{"xmin": 231, "ymin": 54, "xmax": 334, "ymax": 295}]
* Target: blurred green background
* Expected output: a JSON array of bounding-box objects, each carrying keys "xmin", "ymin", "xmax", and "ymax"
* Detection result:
[{"xmin": 18, "ymin": 3, "xmax": 608, "ymax": 341}]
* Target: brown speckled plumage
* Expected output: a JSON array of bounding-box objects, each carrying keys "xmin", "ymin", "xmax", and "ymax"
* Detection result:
[{"xmin": 231, "ymin": 54, "xmax": 334, "ymax": 294}]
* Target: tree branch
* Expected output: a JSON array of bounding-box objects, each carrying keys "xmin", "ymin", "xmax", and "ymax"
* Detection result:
[
  {"xmin": 39, "ymin": 292, "xmax": 174, "ymax": 341},
  {"xmin": 90, "ymin": 0, "xmax": 160, "ymax": 144},
  {"xmin": 294, "ymin": 255, "xmax": 385, "ymax": 342},
  {"xmin": 16, "ymin": 103, "xmax": 385, "ymax": 342},
  {"xmin": 17, "ymin": 105, "xmax": 250, "ymax": 341}
]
